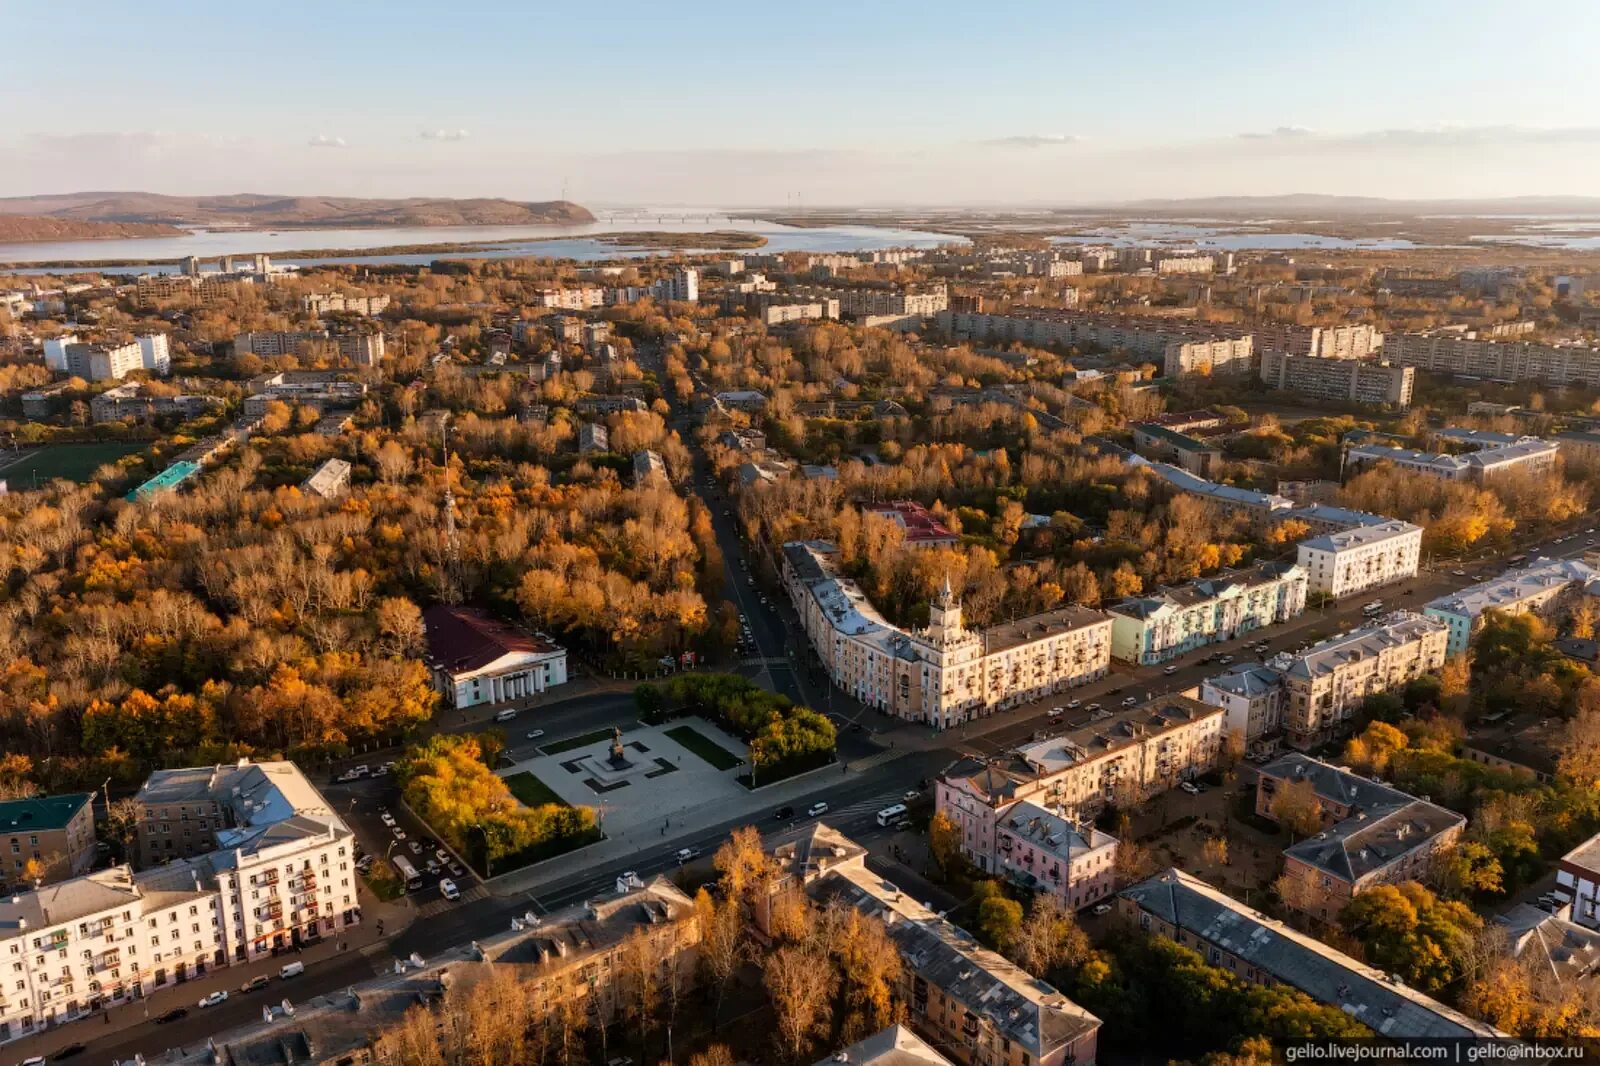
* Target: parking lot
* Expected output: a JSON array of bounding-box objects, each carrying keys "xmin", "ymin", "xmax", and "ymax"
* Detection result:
[{"xmin": 321, "ymin": 773, "xmax": 477, "ymax": 910}]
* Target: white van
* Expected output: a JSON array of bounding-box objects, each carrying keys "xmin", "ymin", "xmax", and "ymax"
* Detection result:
[
  {"xmin": 493, "ymin": 709, "xmax": 518, "ymax": 723},
  {"xmin": 280, "ymin": 961, "xmax": 305, "ymax": 979},
  {"xmin": 876, "ymin": 803, "xmax": 908, "ymax": 827}
]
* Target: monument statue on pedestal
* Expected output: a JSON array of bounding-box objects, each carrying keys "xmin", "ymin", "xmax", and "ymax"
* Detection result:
[{"xmin": 607, "ymin": 726, "xmax": 630, "ymax": 770}]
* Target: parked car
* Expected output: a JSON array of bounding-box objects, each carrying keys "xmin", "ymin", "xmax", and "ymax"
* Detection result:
[
  {"xmin": 434, "ymin": 848, "xmax": 450, "ymax": 864},
  {"xmin": 773, "ymin": 805, "xmax": 794, "ymax": 820},
  {"xmin": 1066, "ymin": 699, "xmax": 1082, "ymax": 709},
  {"xmin": 1179, "ymin": 782, "xmax": 1201, "ymax": 795},
  {"xmin": 392, "ymin": 829, "xmax": 407, "ymax": 842},
  {"xmin": 155, "ymin": 1008, "xmax": 189, "ymax": 1025},
  {"xmin": 1163, "ymin": 666, "xmax": 1179, "ymax": 675},
  {"xmin": 240, "ymin": 975, "xmax": 271, "ymax": 994},
  {"xmin": 447, "ymin": 862, "xmax": 465, "ymax": 877},
  {"xmin": 198, "ymin": 990, "xmax": 229, "ymax": 1008},
  {"xmin": 380, "ymin": 813, "xmax": 396, "ymax": 827},
  {"xmin": 408, "ymin": 841, "xmax": 423, "ymax": 855},
  {"xmin": 807, "ymin": 802, "xmax": 829, "ymax": 817},
  {"xmin": 1092, "ymin": 903, "xmax": 1114, "ymax": 916},
  {"xmin": 280, "ymin": 961, "xmax": 305, "ymax": 979},
  {"xmin": 440, "ymin": 878, "xmax": 461, "ymax": 901},
  {"xmin": 526, "ymin": 729, "xmax": 546, "ymax": 740},
  {"xmin": 1121, "ymin": 696, "xmax": 1138, "ymax": 707}
]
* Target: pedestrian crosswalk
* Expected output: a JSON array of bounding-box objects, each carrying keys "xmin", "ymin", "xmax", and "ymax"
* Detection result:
[{"xmin": 413, "ymin": 882, "xmax": 489, "ymax": 918}]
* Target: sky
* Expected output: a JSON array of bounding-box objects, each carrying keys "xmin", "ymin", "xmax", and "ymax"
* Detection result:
[{"xmin": 4, "ymin": 0, "xmax": 1600, "ymax": 206}]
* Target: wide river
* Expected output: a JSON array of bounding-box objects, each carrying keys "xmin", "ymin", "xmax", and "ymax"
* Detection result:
[{"xmin": 0, "ymin": 213, "xmax": 968, "ymax": 273}]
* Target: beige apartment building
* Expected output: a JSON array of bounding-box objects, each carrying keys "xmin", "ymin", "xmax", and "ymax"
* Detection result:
[
  {"xmin": 0, "ymin": 793, "xmax": 97, "ymax": 887},
  {"xmin": 763, "ymin": 826, "xmax": 1101, "ymax": 1066},
  {"xmin": 938, "ymin": 693, "xmax": 1224, "ymax": 864},
  {"xmin": 1253, "ymin": 323, "xmax": 1383, "ymax": 360},
  {"xmin": 1273, "ymin": 612, "xmax": 1448, "ymax": 749},
  {"xmin": 1385, "ymin": 332, "xmax": 1600, "ymax": 389},
  {"xmin": 936, "ymin": 308, "xmax": 1251, "ymax": 377},
  {"xmin": 782, "ymin": 541, "xmax": 1111, "ymax": 728}
]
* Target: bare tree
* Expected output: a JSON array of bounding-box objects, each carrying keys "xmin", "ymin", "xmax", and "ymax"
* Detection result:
[{"xmin": 764, "ymin": 944, "xmax": 834, "ymax": 1061}]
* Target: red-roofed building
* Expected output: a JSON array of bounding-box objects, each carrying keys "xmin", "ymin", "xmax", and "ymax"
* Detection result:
[
  {"xmin": 863, "ymin": 500, "xmax": 960, "ymax": 549},
  {"xmin": 423, "ymin": 605, "xmax": 568, "ymax": 708}
]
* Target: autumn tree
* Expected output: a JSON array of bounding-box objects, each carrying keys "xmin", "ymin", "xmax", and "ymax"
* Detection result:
[
  {"xmin": 972, "ymin": 880, "xmax": 1024, "ymax": 951},
  {"xmin": 1008, "ymin": 892, "xmax": 1090, "ymax": 977},
  {"xmin": 765, "ymin": 944, "xmax": 834, "ymax": 1061},
  {"xmin": 1267, "ymin": 777, "xmax": 1325, "ymax": 840}
]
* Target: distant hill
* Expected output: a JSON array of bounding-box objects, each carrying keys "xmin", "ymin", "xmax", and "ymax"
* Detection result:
[
  {"xmin": 0, "ymin": 192, "xmax": 595, "ymax": 229},
  {"xmin": 1111, "ymin": 193, "xmax": 1600, "ymax": 216},
  {"xmin": 0, "ymin": 215, "xmax": 187, "ymax": 242}
]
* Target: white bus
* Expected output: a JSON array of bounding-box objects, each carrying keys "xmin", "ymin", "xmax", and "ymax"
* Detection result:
[
  {"xmin": 875, "ymin": 803, "xmax": 908, "ymax": 827},
  {"xmin": 391, "ymin": 855, "xmax": 423, "ymax": 892}
]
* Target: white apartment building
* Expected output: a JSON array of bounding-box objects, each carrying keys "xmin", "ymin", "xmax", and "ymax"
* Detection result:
[
  {"xmin": 0, "ymin": 760, "xmax": 358, "ymax": 1043},
  {"xmin": 45, "ymin": 334, "xmax": 171, "ymax": 382},
  {"xmin": 301, "ymin": 293, "xmax": 391, "ymax": 316},
  {"xmin": 938, "ymin": 694, "xmax": 1224, "ymax": 842},
  {"xmin": 1385, "ymin": 332, "xmax": 1600, "ymax": 389},
  {"xmin": 1558, "ymin": 832, "xmax": 1600, "ymax": 931},
  {"xmin": 1343, "ymin": 437, "xmax": 1558, "ymax": 484},
  {"xmin": 653, "ymin": 268, "xmax": 699, "ymax": 304},
  {"xmin": 1296, "ymin": 520, "xmax": 1422, "ymax": 599},
  {"xmin": 1424, "ymin": 558, "xmax": 1599, "ymax": 657},
  {"xmin": 1253, "ymin": 324, "xmax": 1383, "ymax": 360},
  {"xmin": 1200, "ymin": 663, "xmax": 1286, "ymax": 753},
  {"xmin": 782, "ymin": 541, "xmax": 1111, "ymax": 728},
  {"xmin": 1273, "ymin": 612, "xmax": 1448, "ymax": 749},
  {"xmin": 1107, "ymin": 562, "xmax": 1307, "ymax": 665},
  {"xmin": 1259, "ymin": 351, "xmax": 1413, "ymax": 407},
  {"xmin": 533, "ymin": 287, "xmax": 605, "ymax": 310}
]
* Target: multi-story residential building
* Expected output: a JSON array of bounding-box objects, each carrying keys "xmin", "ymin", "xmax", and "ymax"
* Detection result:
[
  {"xmin": 1129, "ymin": 422, "xmax": 1223, "ymax": 475},
  {"xmin": 301, "ymin": 293, "xmax": 390, "ymax": 316},
  {"xmin": 90, "ymin": 383, "xmax": 223, "ymax": 424},
  {"xmin": 1200, "ymin": 663, "xmax": 1286, "ymax": 753},
  {"xmin": 1556, "ymin": 430, "xmax": 1600, "ymax": 467},
  {"xmin": 632, "ymin": 449, "xmax": 667, "ymax": 484},
  {"xmin": 1424, "ymin": 558, "xmax": 1598, "ymax": 657},
  {"xmin": 532, "ymin": 286, "xmax": 605, "ymax": 310},
  {"xmin": 1384, "ymin": 332, "xmax": 1600, "ymax": 389},
  {"xmin": 578, "ymin": 422, "xmax": 609, "ymax": 453},
  {"xmin": 115, "ymin": 875, "xmax": 699, "ymax": 1066},
  {"xmin": 234, "ymin": 330, "xmax": 384, "ymax": 366},
  {"xmin": 1119, "ymin": 869, "xmax": 1503, "ymax": 1039},
  {"xmin": 46, "ymin": 334, "xmax": 171, "ymax": 382},
  {"xmin": 1130, "ymin": 459, "xmax": 1295, "ymax": 521},
  {"xmin": 1108, "ymin": 563, "xmax": 1307, "ymax": 665},
  {"xmin": 653, "ymin": 268, "xmax": 699, "ymax": 304},
  {"xmin": 1272, "ymin": 612, "xmax": 1448, "ymax": 749},
  {"xmin": 991, "ymin": 801, "xmax": 1118, "ymax": 910},
  {"xmin": 0, "ymin": 794, "xmax": 96, "ymax": 888},
  {"xmin": 1295, "ymin": 519, "xmax": 1422, "ymax": 600},
  {"xmin": 714, "ymin": 389, "xmax": 767, "ymax": 413},
  {"xmin": 937, "ymin": 308, "xmax": 1252, "ymax": 377},
  {"xmin": 581, "ymin": 320, "xmax": 611, "ymax": 351},
  {"xmin": 422, "ymin": 605, "xmax": 568, "ymax": 708},
  {"xmin": 133, "ymin": 273, "xmax": 250, "ymax": 308},
  {"xmin": 1259, "ymin": 351, "xmax": 1413, "ymax": 407},
  {"xmin": 1252, "ymin": 323, "xmax": 1383, "ymax": 360},
  {"xmin": 791, "ymin": 283, "xmax": 949, "ymax": 319},
  {"xmin": 574, "ymin": 394, "xmax": 646, "ymax": 416},
  {"xmin": 1342, "ymin": 437, "xmax": 1558, "ymax": 484},
  {"xmin": 300, "ymin": 458, "xmax": 352, "ymax": 499},
  {"xmin": 816, "ymin": 1026, "xmax": 956, "ymax": 1066},
  {"xmin": 783, "ymin": 542, "xmax": 1111, "ymax": 728},
  {"xmin": 765, "ymin": 825, "xmax": 1101, "ymax": 1066},
  {"xmin": 1261, "ymin": 756, "xmax": 1465, "ymax": 922},
  {"xmin": 938, "ymin": 694, "xmax": 1224, "ymax": 847},
  {"xmin": 862, "ymin": 500, "xmax": 960, "ymax": 549},
  {"xmin": 1558, "ymin": 832, "xmax": 1600, "ymax": 931}
]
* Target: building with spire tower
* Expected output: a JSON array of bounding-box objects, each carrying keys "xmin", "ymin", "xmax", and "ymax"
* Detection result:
[{"xmin": 781, "ymin": 540, "xmax": 1113, "ymax": 727}]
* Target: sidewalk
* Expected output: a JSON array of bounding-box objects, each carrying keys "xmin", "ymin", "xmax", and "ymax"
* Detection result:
[
  {"xmin": 483, "ymin": 750, "xmax": 911, "ymax": 898},
  {"xmin": 1, "ymin": 888, "xmax": 416, "ymax": 1059}
]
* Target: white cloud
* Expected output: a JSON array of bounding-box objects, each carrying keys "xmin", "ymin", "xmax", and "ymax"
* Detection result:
[
  {"xmin": 1237, "ymin": 125, "xmax": 1315, "ymax": 140},
  {"xmin": 307, "ymin": 134, "xmax": 348, "ymax": 149},
  {"xmin": 420, "ymin": 129, "xmax": 470, "ymax": 142},
  {"xmin": 979, "ymin": 134, "xmax": 1079, "ymax": 148}
]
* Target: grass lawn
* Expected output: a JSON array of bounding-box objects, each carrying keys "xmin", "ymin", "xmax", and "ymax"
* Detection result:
[
  {"xmin": 665, "ymin": 724, "xmax": 742, "ymax": 771},
  {"xmin": 505, "ymin": 770, "xmax": 570, "ymax": 809},
  {"xmin": 541, "ymin": 727, "xmax": 619, "ymax": 755},
  {"xmin": 0, "ymin": 442, "xmax": 146, "ymax": 486}
]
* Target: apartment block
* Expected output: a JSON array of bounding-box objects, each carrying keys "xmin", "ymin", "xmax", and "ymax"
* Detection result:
[
  {"xmin": 1262, "ymin": 755, "xmax": 1465, "ymax": 922},
  {"xmin": 1253, "ymin": 324, "xmax": 1384, "ymax": 360},
  {"xmin": 1424, "ymin": 558, "xmax": 1598, "ymax": 656},
  {"xmin": 1259, "ymin": 351, "xmax": 1414, "ymax": 407},
  {"xmin": 1343, "ymin": 437, "xmax": 1557, "ymax": 484},
  {"xmin": 766, "ymin": 825, "xmax": 1101, "ymax": 1066},
  {"xmin": 990, "ymin": 801, "xmax": 1118, "ymax": 911},
  {"xmin": 45, "ymin": 333, "xmax": 169, "ymax": 383},
  {"xmin": 301, "ymin": 293, "xmax": 391, "ymax": 316},
  {"xmin": 1130, "ymin": 422, "xmax": 1223, "ymax": 475},
  {"xmin": 1200, "ymin": 663, "xmax": 1286, "ymax": 753},
  {"xmin": 1558, "ymin": 833, "xmax": 1600, "ymax": 931},
  {"xmin": 1272, "ymin": 612, "xmax": 1448, "ymax": 749},
  {"xmin": 937, "ymin": 308, "xmax": 1250, "ymax": 377},
  {"xmin": 783, "ymin": 542, "xmax": 1111, "ymax": 728},
  {"xmin": 1130, "ymin": 459, "xmax": 1295, "ymax": 521},
  {"xmin": 0, "ymin": 793, "xmax": 96, "ymax": 887},
  {"xmin": 134, "ymin": 274, "xmax": 249, "ymax": 308},
  {"xmin": 1119, "ymin": 869, "xmax": 1502, "ymax": 1039},
  {"xmin": 938, "ymin": 694, "xmax": 1224, "ymax": 846},
  {"xmin": 791, "ymin": 283, "xmax": 949, "ymax": 319},
  {"xmin": 1107, "ymin": 562, "xmax": 1307, "ymax": 665},
  {"xmin": 234, "ymin": 330, "xmax": 384, "ymax": 366},
  {"xmin": 1295, "ymin": 520, "xmax": 1422, "ymax": 599},
  {"xmin": 90, "ymin": 383, "xmax": 222, "ymax": 425},
  {"xmin": 532, "ymin": 287, "xmax": 605, "ymax": 310},
  {"xmin": 1384, "ymin": 332, "xmax": 1600, "ymax": 389}
]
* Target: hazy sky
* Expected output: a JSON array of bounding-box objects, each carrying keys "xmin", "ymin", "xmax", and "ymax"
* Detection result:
[{"xmin": 5, "ymin": 0, "xmax": 1600, "ymax": 206}]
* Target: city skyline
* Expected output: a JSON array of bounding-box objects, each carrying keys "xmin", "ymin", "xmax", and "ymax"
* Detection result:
[{"xmin": 5, "ymin": 0, "xmax": 1600, "ymax": 205}]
